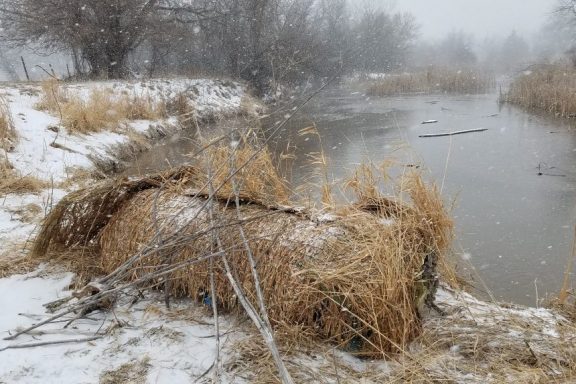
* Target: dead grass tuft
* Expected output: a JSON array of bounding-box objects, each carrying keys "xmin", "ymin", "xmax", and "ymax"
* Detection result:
[
  {"xmin": 367, "ymin": 67, "xmax": 496, "ymax": 96},
  {"xmin": 504, "ymin": 63, "xmax": 576, "ymax": 118},
  {"xmin": 0, "ymin": 159, "xmax": 47, "ymax": 195},
  {"xmin": 35, "ymin": 81, "xmax": 170, "ymax": 134},
  {"xmin": 34, "ymin": 79, "xmax": 68, "ymax": 112},
  {"xmin": 0, "ymin": 94, "xmax": 16, "ymax": 151},
  {"xmin": 0, "ymin": 248, "xmax": 42, "ymax": 278},
  {"xmin": 123, "ymin": 93, "xmax": 168, "ymax": 121},
  {"xmin": 99, "ymin": 357, "xmax": 150, "ymax": 384}
]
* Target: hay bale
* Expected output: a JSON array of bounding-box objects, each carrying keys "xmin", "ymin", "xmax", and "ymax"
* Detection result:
[
  {"xmin": 33, "ymin": 146, "xmax": 453, "ymax": 357},
  {"xmin": 98, "ymin": 188, "xmax": 438, "ymax": 356}
]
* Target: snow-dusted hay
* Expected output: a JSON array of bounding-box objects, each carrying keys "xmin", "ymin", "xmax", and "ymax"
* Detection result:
[
  {"xmin": 33, "ymin": 145, "xmax": 453, "ymax": 357},
  {"xmin": 97, "ymin": 184, "xmax": 450, "ymax": 357}
]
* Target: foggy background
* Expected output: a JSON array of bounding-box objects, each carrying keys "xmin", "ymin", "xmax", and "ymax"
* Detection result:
[{"xmin": 394, "ymin": 0, "xmax": 555, "ymax": 40}]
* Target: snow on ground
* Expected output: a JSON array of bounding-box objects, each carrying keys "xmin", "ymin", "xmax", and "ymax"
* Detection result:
[{"xmin": 0, "ymin": 268, "xmax": 236, "ymax": 383}]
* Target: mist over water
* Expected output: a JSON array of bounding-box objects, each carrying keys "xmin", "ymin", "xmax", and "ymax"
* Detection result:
[{"xmin": 393, "ymin": 0, "xmax": 555, "ymax": 40}]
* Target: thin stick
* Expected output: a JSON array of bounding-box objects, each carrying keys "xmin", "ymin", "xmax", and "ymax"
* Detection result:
[
  {"xmin": 206, "ymin": 172, "xmax": 294, "ymax": 384},
  {"xmin": 558, "ymin": 225, "xmax": 576, "ymax": 304},
  {"xmin": 230, "ymin": 151, "xmax": 273, "ymax": 330},
  {"xmin": 20, "ymin": 56, "xmax": 29, "ymax": 81},
  {"xmin": 206, "ymin": 162, "xmax": 221, "ymax": 383},
  {"xmin": 419, "ymin": 128, "xmax": 488, "ymax": 138},
  {"xmin": 0, "ymin": 335, "xmax": 103, "ymax": 352}
]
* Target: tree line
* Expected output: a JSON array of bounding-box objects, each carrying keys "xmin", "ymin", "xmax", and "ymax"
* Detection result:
[{"xmin": 0, "ymin": 0, "xmax": 417, "ymax": 93}]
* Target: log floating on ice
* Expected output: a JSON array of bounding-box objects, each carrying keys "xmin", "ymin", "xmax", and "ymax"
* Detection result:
[{"xmin": 419, "ymin": 128, "xmax": 488, "ymax": 138}]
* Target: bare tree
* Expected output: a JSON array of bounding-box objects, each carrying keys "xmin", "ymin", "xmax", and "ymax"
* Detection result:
[
  {"xmin": 352, "ymin": 10, "xmax": 418, "ymax": 73},
  {"xmin": 0, "ymin": 0, "xmax": 212, "ymax": 78}
]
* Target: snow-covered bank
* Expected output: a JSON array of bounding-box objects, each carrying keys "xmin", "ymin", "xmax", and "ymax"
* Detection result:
[
  {"xmin": 0, "ymin": 79, "xmax": 247, "ymax": 254},
  {"xmin": 0, "ymin": 268, "xmax": 236, "ymax": 383},
  {"xmin": 3, "ymin": 79, "xmax": 245, "ymax": 183}
]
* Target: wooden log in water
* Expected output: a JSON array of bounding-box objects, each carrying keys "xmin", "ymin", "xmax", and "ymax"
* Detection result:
[{"xmin": 419, "ymin": 128, "xmax": 488, "ymax": 138}]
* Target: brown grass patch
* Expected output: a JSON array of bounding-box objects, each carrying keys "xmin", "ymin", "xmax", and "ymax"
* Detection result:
[
  {"xmin": 32, "ymin": 142, "xmax": 454, "ymax": 358},
  {"xmin": 34, "ymin": 79, "xmax": 68, "ymax": 112},
  {"xmin": 367, "ymin": 67, "xmax": 496, "ymax": 96},
  {"xmin": 504, "ymin": 63, "xmax": 576, "ymax": 118},
  {"xmin": 0, "ymin": 94, "xmax": 16, "ymax": 151},
  {"xmin": 0, "ymin": 245, "xmax": 42, "ymax": 278},
  {"xmin": 99, "ymin": 357, "xmax": 150, "ymax": 384},
  {"xmin": 123, "ymin": 93, "xmax": 167, "ymax": 121},
  {"xmin": 35, "ymin": 81, "xmax": 169, "ymax": 134},
  {"xmin": 0, "ymin": 159, "xmax": 47, "ymax": 195}
]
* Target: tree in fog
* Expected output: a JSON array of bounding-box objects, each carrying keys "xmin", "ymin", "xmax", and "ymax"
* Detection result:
[
  {"xmin": 438, "ymin": 31, "xmax": 477, "ymax": 67},
  {"xmin": 353, "ymin": 10, "xmax": 418, "ymax": 73},
  {"xmin": 0, "ymin": 0, "xmax": 420, "ymax": 88},
  {"xmin": 0, "ymin": 0, "xmax": 211, "ymax": 78},
  {"xmin": 194, "ymin": 0, "xmax": 322, "ymax": 94},
  {"xmin": 313, "ymin": 0, "xmax": 350, "ymax": 73},
  {"xmin": 548, "ymin": 0, "xmax": 576, "ymax": 65},
  {"xmin": 498, "ymin": 31, "xmax": 531, "ymax": 72}
]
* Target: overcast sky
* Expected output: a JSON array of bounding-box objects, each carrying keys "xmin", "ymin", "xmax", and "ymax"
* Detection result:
[{"xmin": 392, "ymin": 0, "xmax": 557, "ymax": 41}]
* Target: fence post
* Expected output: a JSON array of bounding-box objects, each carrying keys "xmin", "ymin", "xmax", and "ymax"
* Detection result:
[{"xmin": 20, "ymin": 56, "xmax": 30, "ymax": 81}]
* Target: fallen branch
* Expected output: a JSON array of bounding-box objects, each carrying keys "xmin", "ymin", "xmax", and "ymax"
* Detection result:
[
  {"xmin": 419, "ymin": 128, "xmax": 488, "ymax": 138},
  {"xmin": 0, "ymin": 335, "xmax": 103, "ymax": 352}
]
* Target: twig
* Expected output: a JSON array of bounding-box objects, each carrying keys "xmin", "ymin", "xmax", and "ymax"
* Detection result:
[
  {"xmin": 0, "ymin": 335, "xmax": 103, "ymax": 352},
  {"xmin": 34, "ymin": 65, "xmax": 58, "ymax": 80},
  {"xmin": 559, "ymin": 225, "xmax": 576, "ymax": 304},
  {"xmin": 206, "ymin": 169, "xmax": 294, "ymax": 384},
  {"xmin": 419, "ymin": 128, "xmax": 488, "ymax": 138},
  {"xmin": 205, "ymin": 162, "xmax": 221, "ymax": 383}
]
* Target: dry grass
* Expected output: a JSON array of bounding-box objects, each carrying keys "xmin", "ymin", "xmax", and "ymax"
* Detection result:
[
  {"xmin": 32, "ymin": 142, "xmax": 454, "ymax": 358},
  {"xmin": 34, "ymin": 79, "xmax": 68, "ymax": 112},
  {"xmin": 225, "ymin": 285, "xmax": 576, "ymax": 383},
  {"xmin": 99, "ymin": 357, "xmax": 150, "ymax": 384},
  {"xmin": 0, "ymin": 245, "xmax": 42, "ymax": 278},
  {"xmin": 367, "ymin": 67, "xmax": 496, "ymax": 96},
  {"xmin": 504, "ymin": 63, "xmax": 576, "ymax": 118},
  {"xmin": 0, "ymin": 159, "xmax": 47, "ymax": 195},
  {"xmin": 123, "ymin": 93, "xmax": 167, "ymax": 121},
  {"xmin": 0, "ymin": 93, "xmax": 16, "ymax": 151},
  {"xmin": 35, "ymin": 81, "xmax": 169, "ymax": 134}
]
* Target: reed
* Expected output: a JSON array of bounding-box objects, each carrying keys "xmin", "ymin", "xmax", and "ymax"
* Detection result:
[
  {"xmin": 367, "ymin": 67, "xmax": 496, "ymax": 96},
  {"xmin": 504, "ymin": 63, "xmax": 576, "ymax": 118},
  {"xmin": 0, "ymin": 94, "xmax": 16, "ymax": 152}
]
